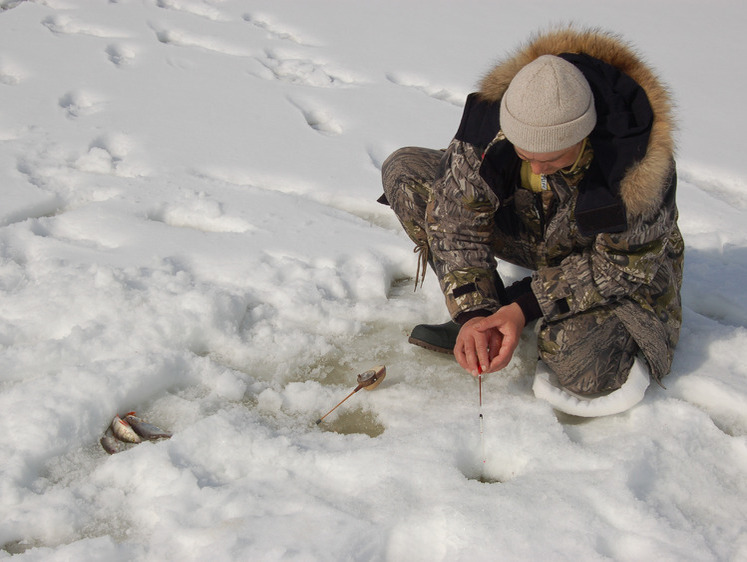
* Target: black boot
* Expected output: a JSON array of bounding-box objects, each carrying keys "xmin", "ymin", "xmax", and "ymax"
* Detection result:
[{"xmin": 408, "ymin": 320, "xmax": 460, "ymax": 354}]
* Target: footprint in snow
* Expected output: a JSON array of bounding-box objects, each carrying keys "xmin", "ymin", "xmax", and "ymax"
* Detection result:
[
  {"xmin": 105, "ymin": 43, "xmax": 138, "ymax": 68},
  {"xmin": 0, "ymin": 57, "xmax": 26, "ymax": 85},
  {"xmin": 386, "ymin": 72, "xmax": 465, "ymax": 107},
  {"xmin": 58, "ymin": 90, "xmax": 105, "ymax": 118},
  {"xmin": 287, "ymin": 97, "xmax": 343, "ymax": 136},
  {"xmin": 42, "ymin": 14, "xmax": 128, "ymax": 39},
  {"xmin": 255, "ymin": 48, "xmax": 359, "ymax": 88},
  {"xmin": 0, "ymin": 0, "xmax": 24, "ymax": 11},
  {"xmin": 155, "ymin": 0, "xmax": 229, "ymax": 22},
  {"xmin": 73, "ymin": 134, "xmax": 149, "ymax": 178},
  {"xmin": 243, "ymin": 13, "xmax": 314, "ymax": 46},
  {"xmin": 152, "ymin": 25, "xmax": 252, "ymax": 57},
  {"xmin": 148, "ymin": 197, "xmax": 255, "ymax": 234},
  {"xmin": 680, "ymin": 169, "xmax": 747, "ymax": 212}
]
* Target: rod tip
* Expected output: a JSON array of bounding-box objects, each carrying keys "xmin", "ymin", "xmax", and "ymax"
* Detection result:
[{"xmin": 315, "ymin": 419, "xmax": 322, "ymax": 425}]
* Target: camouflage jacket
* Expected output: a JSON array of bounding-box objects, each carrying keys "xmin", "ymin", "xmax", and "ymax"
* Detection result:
[{"xmin": 426, "ymin": 29, "xmax": 683, "ymax": 378}]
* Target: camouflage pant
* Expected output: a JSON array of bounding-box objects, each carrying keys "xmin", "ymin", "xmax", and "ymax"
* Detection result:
[{"xmin": 382, "ymin": 146, "xmax": 639, "ymax": 394}]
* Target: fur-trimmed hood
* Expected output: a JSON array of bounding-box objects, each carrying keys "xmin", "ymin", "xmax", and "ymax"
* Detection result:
[{"xmin": 478, "ymin": 27, "xmax": 676, "ymax": 218}]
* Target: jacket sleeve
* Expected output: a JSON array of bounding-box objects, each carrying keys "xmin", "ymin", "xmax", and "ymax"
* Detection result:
[
  {"xmin": 531, "ymin": 189, "xmax": 678, "ymax": 321},
  {"xmin": 426, "ymin": 138, "xmax": 503, "ymax": 322}
]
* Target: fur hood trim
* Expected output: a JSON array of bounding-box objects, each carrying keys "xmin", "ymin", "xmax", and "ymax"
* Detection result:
[{"xmin": 479, "ymin": 27, "xmax": 676, "ymax": 217}]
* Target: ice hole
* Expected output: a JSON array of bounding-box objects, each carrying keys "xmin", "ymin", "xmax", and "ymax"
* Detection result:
[
  {"xmin": 456, "ymin": 449, "xmax": 506, "ymax": 484},
  {"xmin": 459, "ymin": 463, "xmax": 503, "ymax": 485},
  {"xmin": 316, "ymin": 409, "xmax": 385, "ymax": 438}
]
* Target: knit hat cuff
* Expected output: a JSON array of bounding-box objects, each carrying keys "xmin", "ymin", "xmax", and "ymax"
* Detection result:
[{"xmin": 500, "ymin": 95, "xmax": 597, "ymax": 153}]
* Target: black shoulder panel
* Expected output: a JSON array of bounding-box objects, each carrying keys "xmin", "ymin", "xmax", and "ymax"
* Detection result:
[
  {"xmin": 559, "ymin": 52, "xmax": 655, "ymax": 235},
  {"xmin": 454, "ymin": 93, "xmax": 502, "ymax": 149}
]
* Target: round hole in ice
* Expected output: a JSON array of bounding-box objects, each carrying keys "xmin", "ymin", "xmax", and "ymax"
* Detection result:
[{"xmin": 316, "ymin": 409, "xmax": 384, "ymax": 438}]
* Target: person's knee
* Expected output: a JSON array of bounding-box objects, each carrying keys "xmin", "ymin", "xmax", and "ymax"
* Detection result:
[
  {"xmin": 538, "ymin": 314, "xmax": 638, "ymax": 395},
  {"xmin": 549, "ymin": 351, "xmax": 636, "ymax": 395},
  {"xmin": 382, "ymin": 148, "xmax": 412, "ymax": 204},
  {"xmin": 381, "ymin": 147, "xmax": 417, "ymax": 184}
]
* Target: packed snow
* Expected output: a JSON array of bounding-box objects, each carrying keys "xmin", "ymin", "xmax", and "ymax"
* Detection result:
[{"xmin": 1, "ymin": 0, "xmax": 746, "ymax": 560}]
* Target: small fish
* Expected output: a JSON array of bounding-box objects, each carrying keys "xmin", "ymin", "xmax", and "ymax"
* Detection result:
[
  {"xmin": 124, "ymin": 412, "xmax": 172, "ymax": 440},
  {"xmin": 110, "ymin": 414, "xmax": 142, "ymax": 443},
  {"xmin": 100, "ymin": 427, "xmax": 131, "ymax": 455}
]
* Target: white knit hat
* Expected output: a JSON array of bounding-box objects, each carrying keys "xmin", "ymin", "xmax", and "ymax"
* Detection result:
[{"xmin": 500, "ymin": 55, "xmax": 596, "ymax": 152}]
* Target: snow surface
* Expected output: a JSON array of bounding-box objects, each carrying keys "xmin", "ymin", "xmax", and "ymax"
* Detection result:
[{"xmin": 1, "ymin": 0, "xmax": 746, "ymax": 560}]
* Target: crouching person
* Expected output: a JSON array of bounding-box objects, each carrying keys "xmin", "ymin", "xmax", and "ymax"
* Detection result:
[{"xmin": 379, "ymin": 28, "xmax": 683, "ymax": 417}]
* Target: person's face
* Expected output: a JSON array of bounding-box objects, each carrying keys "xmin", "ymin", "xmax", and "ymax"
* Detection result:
[{"xmin": 514, "ymin": 142, "xmax": 583, "ymax": 175}]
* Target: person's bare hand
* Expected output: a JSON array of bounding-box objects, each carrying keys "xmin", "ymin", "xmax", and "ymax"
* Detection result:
[{"xmin": 454, "ymin": 303, "xmax": 526, "ymax": 376}]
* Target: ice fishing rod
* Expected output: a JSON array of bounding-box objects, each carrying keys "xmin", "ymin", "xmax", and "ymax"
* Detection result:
[
  {"xmin": 315, "ymin": 365, "xmax": 386, "ymax": 424},
  {"xmin": 478, "ymin": 367, "xmax": 486, "ymax": 469}
]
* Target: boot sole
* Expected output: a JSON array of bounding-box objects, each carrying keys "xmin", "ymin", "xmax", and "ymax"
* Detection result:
[{"xmin": 408, "ymin": 336, "xmax": 454, "ymax": 355}]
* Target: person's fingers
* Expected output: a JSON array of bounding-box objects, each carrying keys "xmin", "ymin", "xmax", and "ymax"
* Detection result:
[
  {"xmin": 488, "ymin": 329, "xmax": 519, "ymax": 371},
  {"xmin": 486, "ymin": 330, "xmax": 503, "ymax": 367},
  {"xmin": 473, "ymin": 314, "xmax": 500, "ymax": 332},
  {"xmin": 469, "ymin": 353, "xmax": 480, "ymax": 375},
  {"xmin": 456, "ymin": 324, "xmax": 485, "ymax": 376},
  {"xmin": 473, "ymin": 330, "xmax": 491, "ymax": 374}
]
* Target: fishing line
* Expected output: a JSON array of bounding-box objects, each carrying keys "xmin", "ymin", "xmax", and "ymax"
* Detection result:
[{"xmin": 478, "ymin": 372, "xmax": 486, "ymax": 471}]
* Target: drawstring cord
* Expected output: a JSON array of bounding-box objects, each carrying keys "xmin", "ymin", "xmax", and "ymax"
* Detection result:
[{"xmin": 413, "ymin": 242, "xmax": 429, "ymax": 291}]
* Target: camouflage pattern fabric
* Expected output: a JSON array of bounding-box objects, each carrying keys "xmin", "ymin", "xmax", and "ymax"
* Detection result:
[
  {"xmin": 381, "ymin": 147, "xmax": 440, "ymax": 288},
  {"xmin": 380, "ymin": 28, "xmax": 684, "ymax": 394},
  {"xmin": 537, "ymin": 305, "xmax": 639, "ymax": 394},
  {"xmin": 381, "ymin": 140, "xmax": 683, "ymax": 393}
]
